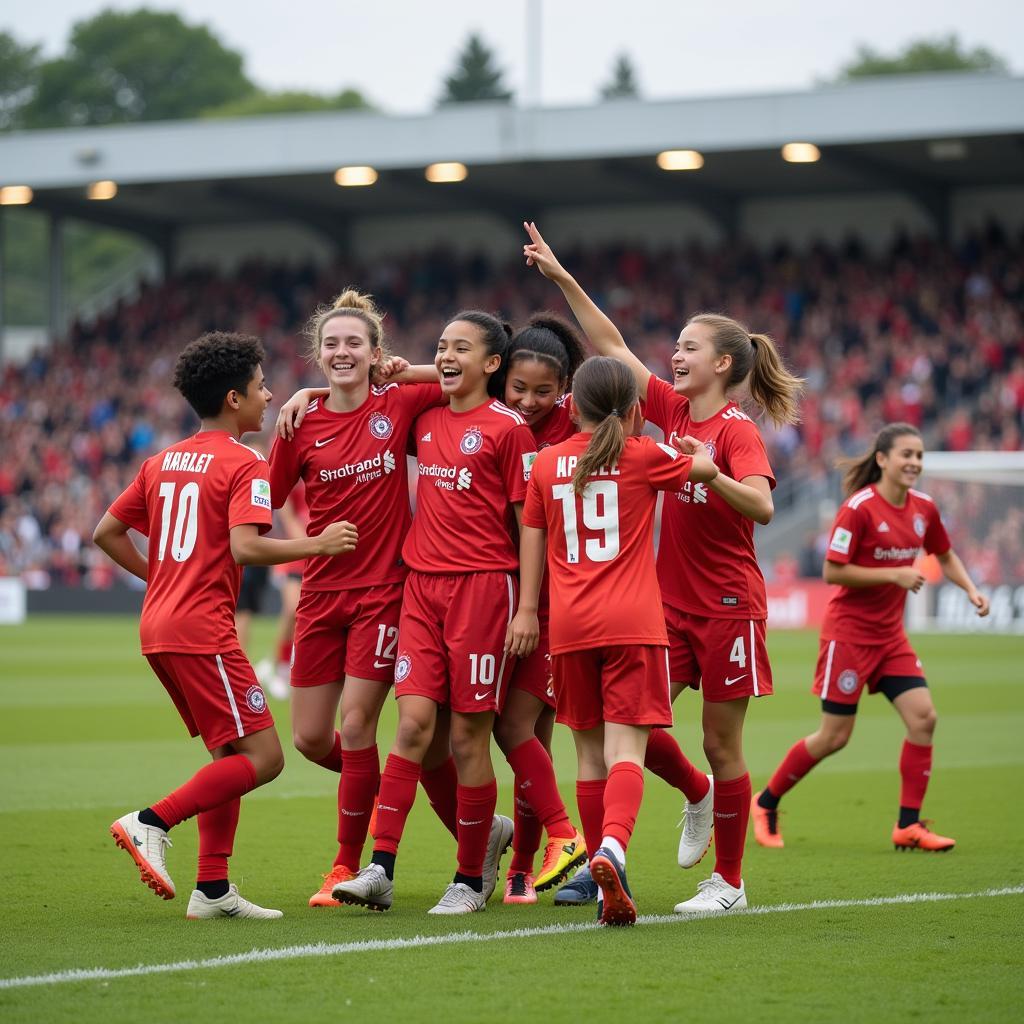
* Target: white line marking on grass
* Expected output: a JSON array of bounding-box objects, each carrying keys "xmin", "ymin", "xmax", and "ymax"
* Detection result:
[{"xmin": 3, "ymin": 885, "xmax": 1021, "ymax": 991}]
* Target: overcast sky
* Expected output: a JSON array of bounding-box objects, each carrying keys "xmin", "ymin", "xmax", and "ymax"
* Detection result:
[{"xmin": 9, "ymin": 0, "xmax": 1023, "ymax": 112}]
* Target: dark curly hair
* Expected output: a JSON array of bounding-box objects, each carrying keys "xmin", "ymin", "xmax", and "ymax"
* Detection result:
[
  {"xmin": 508, "ymin": 312, "xmax": 586, "ymax": 388},
  {"xmin": 172, "ymin": 332, "xmax": 266, "ymax": 419}
]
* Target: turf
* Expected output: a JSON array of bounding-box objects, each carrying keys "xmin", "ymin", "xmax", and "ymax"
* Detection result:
[{"xmin": 0, "ymin": 617, "xmax": 1021, "ymax": 1022}]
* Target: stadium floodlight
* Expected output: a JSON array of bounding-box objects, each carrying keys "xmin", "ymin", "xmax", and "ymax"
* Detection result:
[
  {"xmin": 656, "ymin": 150, "xmax": 704, "ymax": 171},
  {"xmin": 781, "ymin": 142, "xmax": 820, "ymax": 163},
  {"xmin": 0, "ymin": 185, "xmax": 33, "ymax": 205},
  {"xmin": 87, "ymin": 180, "xmax": 118, "ymax": 201},
  {"xmin": 334, "ymin": 166, "xmax": 378, "ymax": 187},
  {"xmin": 928, "ymin": 140, "xmax": 967, "ymax": 161},
  {"xmin": 425, "ymin": 162, "xmax": 468, "ymax": 183}
]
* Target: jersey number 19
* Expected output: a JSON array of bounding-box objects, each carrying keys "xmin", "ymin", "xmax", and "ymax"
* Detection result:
[{"xmin": 552, "ymin": 481, "xmax": 620, "ymax": 564}]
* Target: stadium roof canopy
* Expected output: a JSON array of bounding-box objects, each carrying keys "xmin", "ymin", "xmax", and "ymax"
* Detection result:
[{"xmin": 2, "ymin": 72, "xmax": 1023, "ymax": 251}]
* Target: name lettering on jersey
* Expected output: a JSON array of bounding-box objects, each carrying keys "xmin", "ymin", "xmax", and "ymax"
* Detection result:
[
  {"xmin": 419, "ymin": 462, "xmax": 473, "ymax": 491},
  {"xmin": 721, "ymin": 407, "xmax": 752, "ymax": 422},
  {"xmin": 873, "ymin": 545, "xmax": 920, "ymax": 561},
  {"xmin": 675, "ymin": 480, "xmax": 708, "ymax": 504},
  {"xmin": 161, "ymin": 450, "xmax": 215, "ymax": 474},
  {"xmin": 554, "ymin": 455, "xmax": 620, "ymax": 479},
  {"xmin": 319, "ymin": 450, "xmax": 397, "ymax": 485}
]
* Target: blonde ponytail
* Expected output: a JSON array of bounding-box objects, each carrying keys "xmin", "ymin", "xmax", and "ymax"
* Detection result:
[{"xmin": 304, "ymin": 287, "xmax": 389, "ymax": 383}]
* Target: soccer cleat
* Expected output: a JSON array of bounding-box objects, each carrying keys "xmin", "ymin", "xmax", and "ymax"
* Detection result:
[
  {"xmin": 503, "ymin": 871, "xmax": 537, "ymax": 905},
  {"xmin": 892, "ymin": 820, "xmax": 955, "ymax": 852},
  {"xmin": 534, "ymin": 829, "xmax": 587, "ymax": 892},
  {"xmin": 750, "ymin": 791, "xmax": 785, "ymax": 848},
  {"xmin": 331, "ymin": 863, "xmax": 394, "ymax": 911},
  {"xmin": 428, "ymin": 881, "xmax": 487, "ymax": 915},
  {"xmin": 590, "ymin": 847, "xmax": 637, "ymax": 926},
  {"xmin": 110, "ymin": 811, "xmax": 175, "ymax": 900},
  {"xmin": 308, "ymin": 864, "xmax": 357, "ymax": 907},
  {"xmin": 678, "ymin": 775, "xmax": 715, "ymax": 867},
  {"xmin": 482, "ymin": 815, "xmax": 514, "ymax": 902},
  {"xmin": 553, "ymin": 863, "xmax": 599, "ymax": 906},
  {"xmin": 673, "ymin": 872, "xmax": 747, "ymax": 915},
  {"xmin": 186, "ymin": 884, "xmax": 282, "ymax": 919}
]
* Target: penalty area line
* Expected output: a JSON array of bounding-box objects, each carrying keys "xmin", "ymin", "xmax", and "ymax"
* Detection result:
[{"xmin": 3, "ymin": 884, "xmax": 1022, "ymax": 991}]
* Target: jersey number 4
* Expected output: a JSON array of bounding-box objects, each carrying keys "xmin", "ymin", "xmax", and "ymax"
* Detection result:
[
  {"xmin": 156, "ymin": 481, "xmax": 199, "ymax": 562},
  {"xmin": 552, "ymin": 481, "xmax": 620, "ymax": 564}
]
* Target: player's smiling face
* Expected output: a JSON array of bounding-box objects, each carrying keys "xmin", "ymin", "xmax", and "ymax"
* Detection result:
[
  {"xmin": 436, "ymin": 321, "xmax": 501, "ymax": 399},
  {"xmin": 671, "ymin": 322, "xmax": 724, "ymax": 396},
  {"xmin": 237, "ymin": 365, "xmax": 272, "ymax": 433},
  {"xmin": 877, "ymin": 434, "xmax": 924, "ymax": 492},
  {"xmin": 505, "ymin": 356, "xmax": 563, "ymax": 428},
  {"xmin": 319, "ymin": 314, "xmax": 380, "ymax": 389}
]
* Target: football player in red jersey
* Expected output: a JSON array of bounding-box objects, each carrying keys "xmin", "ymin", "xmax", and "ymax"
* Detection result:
[
  {"xmin": 508, "ymin": 356, "xmax": 718, "ymax": 924},
  {"xmin": 523, "ymin": 222, "xmax": 804, "ymax": 915},
  {"xmin": 94, "ymin": 332, "xmax": 357, "ymax": 919},
  {"xmin": 267, "ymin": 290, "xmax": 449, "ymax": 907},
  {"xmin": 334, "ymin": 310, "xmax": 538, "ymax": 915},
  {"xmin": 752, "ymin": 424, "xmax": 989, "ymax": 852}
]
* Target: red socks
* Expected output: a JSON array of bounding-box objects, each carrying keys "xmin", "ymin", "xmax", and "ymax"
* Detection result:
[
  {"xmin": 312, "ymin": 730, "xmax": 342, "ymax": 773},
  {"xmin": 196, "ymin": 797, "xmax": 240, "ymax": 883},
  {"xmin": 601, "ymin": 762, "xmax": 645, "ymax": 850},
  {"xmin": 713, "ymin": 772, "xmax": 751, "ymax": 888},
  {"xmin": 899, "ymin": 740, "xmax": 932, "ymax": 809},
  {"xmin": 766, "ymin": 739, "xmax": 820, "ymax": 800},
  {"xmin": 335, "ymin": 745, "xmax": 380, "ymax": 869},
  {"xmin": 506, "ymin": 739, "xmax": 574, "ymax": 837},
  {"xmin": 372, "ymin": 753, "xmax": 421, "ymax": 856},
  {"xmin": 644, "ymin": 729, "xmax": 710, "ymax": 803},
  {"xmin": 575, "ymin": 779, "xmax": 607, "ymax": 862},
  {"xmin": 151, "ymin": 754, "xmax": 257, "ymax": 828},
  {"xmin": 456, "ymin": 780, "xmax": 498, "ymax": 878},
  {"xmin": 420, "ymin": 756, "xmax": 459, "ymax": 839}
]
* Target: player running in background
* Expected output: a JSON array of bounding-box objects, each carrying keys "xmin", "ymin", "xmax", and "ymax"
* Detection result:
[
  {"xmin": 334, "ymin": 310, "xmax": 536, "ymax": 915},
  {"xmin": 523, "ymin": 222, "xmax": 803, "ymax": 915},
  {"xmin": 752, "ymin": 423, "xmax": 989, "ymax": 852},
  {"xmin": 268, "ymin": 290, "xmax": 447, "ymax": 907},
  {"xmin": 508, "ymin": 356, "xmax": 718, "ymax": 925},
  {"xmin": 94, "ymin": 332, "xmax": 356, "ymax": 919}
]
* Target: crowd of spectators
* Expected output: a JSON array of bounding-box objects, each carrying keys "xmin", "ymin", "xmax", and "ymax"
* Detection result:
[{"xmin": 1, "ymin": 222, "xmax": 1021, "ymax": 588}]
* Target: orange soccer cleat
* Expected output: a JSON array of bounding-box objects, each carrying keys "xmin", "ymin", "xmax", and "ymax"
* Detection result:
[
  {"xmin": 309, "ymin": 864, "xmax": 358, "ymax": 907},
  {"xmin": 750, "ymin": 792, "xmax": 784, "ymax": 849},
  {"xmin": 892, "ymin": 820, "xmax": 955, "ymax": 852},
  {"xmin": 534, "ymin": 829, "xmax": 587, "ymax": 892},
  {"xmin": 503, "ymin": 871, "xmax": 538, "ymax": 905}
]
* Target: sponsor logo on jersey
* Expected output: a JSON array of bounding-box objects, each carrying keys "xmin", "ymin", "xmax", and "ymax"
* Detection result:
[
  {"xmin": 319, "ymin": 450, "xmax": 396, "ymax": 484},
  {"xmin": 314, "ymin": 436, "xmax": 337, "ymax": 448},
  {"xmin": 251, "ymin": 478, "xmax": 272, "ymax": 508},
  {"xmin": 829, "ymin": 526, "xmax": 852, "ymax": 555},
  {"xmin": 913, "ymin": 513, "xmax": 926, "ymax": 538},
  {"xmin": 419, "ymin": 462, "xmax": 472, "ymax": 491},
  {"xmin": 837, "ymin": 669, "xmax": 858, "ymax": 695},
  {"xmin": 877, "ymin": 521, "xmax": 890, "ymax": 532},
  {"xmin": 245, "ymin": 685, "xmax": 268, "ymax": 713},
  {"xmin": 873, "ymin": 545, "xmax": 919, "ymax": 561},
  {"xmin": 460, "ymin": 427, "xmax": 484, "ymax": 455},
  {"xmin": 675, "ymin": 480, "xmax": 708, "ymax": 504},
  {"xmin": 369, "ymin": 412, "xmax": 394, "ymax": 440},
  {"xmin": 522, "ymin": 451, "xmax": 537, "ymax": 480},
  {"xmin": 457, "ymin": 468, "xmax": 473, "ymax": 491},
  {"xmin": 395, "ymin": 654, "xmax": 412, "ymax": 682}
]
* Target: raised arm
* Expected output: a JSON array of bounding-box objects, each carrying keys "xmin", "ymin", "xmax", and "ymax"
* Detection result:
[{"xmin": 522, "ymin": 221, "xmax": 651, "ymax": 398}]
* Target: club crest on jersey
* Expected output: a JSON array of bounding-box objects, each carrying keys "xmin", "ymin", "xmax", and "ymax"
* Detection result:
[
  {"xmin": 703, "ymin": 440, "xmax": 717, "ymax": 461},
  {"xmin": 245, "ymin": 685, "xmax": 268, "ymax": 714},
  {"xmin": 460, "ymin": 427, "xmax": 484, "ymax": 455},
  {"xmin": 913, "ymin": 513, "xmax": 926, "ymax": 538},
  {"xmin": 395, "ymin": 654, "xmax": 412, "ymax": 683},
  {"xmin": 368, "ymin": 412, "xmax": 394, "ymax": 440},
  {"xmin": 837, "ymin": 670, "xmax": 858, "ymax": 695}
]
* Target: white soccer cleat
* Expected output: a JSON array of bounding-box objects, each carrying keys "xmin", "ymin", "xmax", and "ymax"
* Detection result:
[
  {"xmin": 331, "ymin": 863, "xmax": 394, "ymax": 911},
  {"xmin": 428, "ymin": 881, "xmax": 487, "ymax": 915},
  {"xmin": 677, "ymin": 774, "xmax": 715, "ymax": 868},
  {"xmin": 482, "ymin": 815, "xmax": 514, "ymax": 902},
  {"xmin": 110, "ymin": 811, "xmax": 175, "ymax": 899},
  {"xmin": 673, "ymin": 872, "xmax": 747, "ymax": 915},
  {"xmin": 186, "ymin": 884, "xmax": 283, "ymax": 919}
]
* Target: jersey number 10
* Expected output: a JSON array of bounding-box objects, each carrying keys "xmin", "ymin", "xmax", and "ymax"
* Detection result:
[
  {"xmin": 157, "ymin": 481, "xmax": 199, "ymax": 562},
  {"xmin": 552, "ymin": 481, "xmax": 620, "ymax": 564}
]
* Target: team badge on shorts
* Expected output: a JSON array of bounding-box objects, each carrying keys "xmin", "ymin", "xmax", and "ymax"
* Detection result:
[
  {"xmin": 460, "ymin": 427, "xmax": 484, "ymax": 455},
  {"xmin": 369, "ymin": 412, "xmax": 394, "ymax": 440},
  {"xmin": 837, "ymin": 670, "xmax": 858, "ymax": 695},
  {"xmin": 913, "ymin": 514, "xmax": 925, "ymax": 538},
  {"xmin": 395, "ymin": 654, "xmax": 412, "ymax": 683},
  {"xmin": 245, "ymin": 685, "xmax": 268, "ymax": 713}
]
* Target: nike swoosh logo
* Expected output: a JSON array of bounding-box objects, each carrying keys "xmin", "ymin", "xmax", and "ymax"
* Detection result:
[
  {"xmin": 314, "ymin": 437, "xmax": 337, "ymax": 448},
  {"xmin": 724, "ymin": 675, "xmax": 747, "ymax": 686},
  {"xmin": 373, "ymin": 660, "xmax": 392, "ymax": 670},
  {"xmin": 473, "ymin": 691, "xmax": 492, "ymax": 701}
]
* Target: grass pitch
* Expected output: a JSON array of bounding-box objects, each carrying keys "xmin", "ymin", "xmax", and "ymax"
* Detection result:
[{"xmin": 0, "ymin": 617, "xmax": 1022, "ymax": 1022}]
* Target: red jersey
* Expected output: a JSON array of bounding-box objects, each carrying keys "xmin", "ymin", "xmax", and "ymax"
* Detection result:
[
  {"xmin": 523, "ymin": 433, "xmax": 695, "ymax": 654},
  {"xmin": 821, "ymin": 485, "xmax": 950, "ymax": 644},
  {"xmin": 403, "ymin": 399, "xmax": 537, "ymax": 574},
  {"xmin": 108, "ymin": 431, "xmax": 273, "ymax": 654},
  {"xmin": 644, "ymin": 375, "xmax": 775, "ymax": 619},
  {"xmin": 532, "ymin": 395, "xmax": 578, "ymax": 450},
  {"xmin": 268, "ymin": 383, "xmax": 443, "ymax": 591}
]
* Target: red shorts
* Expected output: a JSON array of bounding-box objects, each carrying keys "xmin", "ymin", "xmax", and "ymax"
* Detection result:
[
  {"xmin": 551, "ymin": 644, "xmax": 672, "ymax": 731},
  {"xmin": 291, "ymin": 583, "xmax": 404, "ymax": 686},
  {"xmin": 395, "ymin": 570, "xmax": 517, "ymax": 715},
  {"xmin": 145, "ymin": 649, "xmax": 274, "ymax": 751},
  {"xmin": 664, "ymin": 605, "xmax": 773, "ymax": 702},
  {"xmin": 509, "ymin": 613, "xmax": 555, "ymax": 708},
  {"xmin": 813, "ymin": 636, "xmax": 924, "ymax": 706}
]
